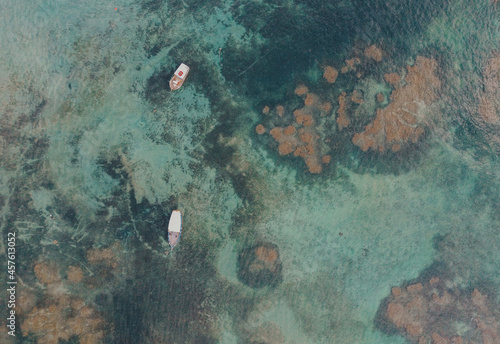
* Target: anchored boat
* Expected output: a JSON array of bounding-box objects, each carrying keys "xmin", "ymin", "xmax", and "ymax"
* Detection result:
[
  {"xmin": 168, "ymin": 210, "xmax": 182, "ymax": 250},
  {"xmin": 169, "ymin": 63, "xmax": 190, "ymax": 90}
]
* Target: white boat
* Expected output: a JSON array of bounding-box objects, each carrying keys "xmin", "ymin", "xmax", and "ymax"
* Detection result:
[
  {"xmin": 168, "ymin": 210, "xmax": 182, "ymax": 250},
  {"xmin": 169, "ymin": 63, "xmax": 190, "ymax": 90}
]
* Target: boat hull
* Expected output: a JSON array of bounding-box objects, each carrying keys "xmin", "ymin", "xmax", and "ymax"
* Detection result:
[
  {"xmin": 169, "ymin": 63, "xmax": 190, "ymax": 91},
  {"xmin": 168, "ymin": 210, "xmax": 182, "ymax": 249},
  {"xmin": 168, "ymin": 231, "xmax": 181, "ymax": 249},
  {"xmin": 169, "ymin": 75, "xmax": 184, "ymax": 90}
]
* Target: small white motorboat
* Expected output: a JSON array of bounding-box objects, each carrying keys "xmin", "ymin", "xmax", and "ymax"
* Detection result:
[
  {"xmin": 169, "ymin": 63, "xmax": 190, "ymax": 90},
  {"xmin": 168, "ymin": 210, "xmax": 182, "ymax": 250}
]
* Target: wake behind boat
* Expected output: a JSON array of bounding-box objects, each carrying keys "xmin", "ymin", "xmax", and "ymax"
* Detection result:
[
  {"xmin": 169, "ymin": 63, "xmax": 190, "ymax": 90},
  {"xmin": 168, "ymin": 210, "xmax": 182, "ymax": 250}
]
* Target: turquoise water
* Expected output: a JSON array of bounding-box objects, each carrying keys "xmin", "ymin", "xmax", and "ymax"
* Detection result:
[{"xmin": 1, "ymin": 0, "xmax": 499, "ymax": 343}]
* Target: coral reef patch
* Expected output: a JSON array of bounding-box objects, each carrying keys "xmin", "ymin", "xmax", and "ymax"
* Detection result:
[
  {"xmin": 477, "ymin": 51, "xmax": 500, "ymax": 124},
  {"xmin": 352, "ymin": 56, "xmax": 441, "ymax": 152},
  {"xmin": 377, "ymin": 275, "xmax": 500, "ymax": 344},
  {"xmin": 237, "ymin": 243, "xmax": 282, "ymax": 288},
  {"xmin": 256, "ymin": 43, "xmax": 443, "ymax": 173},
  {"xmin": 21, "ymin": 261, "xmax": 107, "ymax": 344}
]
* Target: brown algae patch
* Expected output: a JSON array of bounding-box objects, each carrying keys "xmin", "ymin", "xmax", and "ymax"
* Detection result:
[
  {"xmin": 255, "ymin": 124, "xmax": 266, "ymax": 135},
  {"xmin": 337, "ymin": 92, "xmax": 350, "ymax": 130},
  {"xmin": 237, "ymin": 242, "xmax": 283, "ymax": 288},
  {"xmin": 67, "ymin": 266, "xmax": 85, "ymax": 284},
  {"xmin": 380, "ymin": 277, "xmax": 500, "ymax": 344},
  {"xmin": 34, "ymin": 261, "xmax": 61, "ymax": 285},
  {"xmin": 352, "ymin": 57, "xmax": 441, "ymax": 152},
  {"xmin": 364, "ymin": 44, "xmax": 384, "ymax": 62},
  {"xmin": 323, "ymin": 66, "xmax": 339, "ymax": 83},
  {"xmin": 256, "ymin": 47, "xmax": 442, "ymax": 174},
  {"xmin": 22, "ymin": 260, "xmax": 108, "ymax": 343},
  {"xmin": 260, "ymin": 86, "xmax": 333, "ymax": 173},
  {"xmin": 384, "ymin": 73, "xmax": 402, "ymax": 88},
  {"xmin": 477, "ymin": 51, "xmax": 500, "ymax": 124},
  {"xmin": 294, "ymin": 85, "xmax": 309, "ymax": 96},
  {"xmin": 87, "ymin": 246, "xmax": 118, "ymax": 269}
]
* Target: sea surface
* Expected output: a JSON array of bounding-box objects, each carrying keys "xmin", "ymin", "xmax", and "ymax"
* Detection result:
[{"xmin": 1, "ymin": 0, "xmax": 499, "ymax": 343}]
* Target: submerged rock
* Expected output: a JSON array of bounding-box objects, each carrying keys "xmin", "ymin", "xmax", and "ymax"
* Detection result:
[
  {"xmin": 237, "ymin": 242, "xmax": 282, "ymax": 288},
  {"xmin": 378, "ymin": 276, "xmax": 500, "ymax": 344}
]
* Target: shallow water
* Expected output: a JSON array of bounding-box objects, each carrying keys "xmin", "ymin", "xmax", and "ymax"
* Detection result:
[{"xmin": 1, "ymin": 0, "xmax": 499, "ymax": 343}]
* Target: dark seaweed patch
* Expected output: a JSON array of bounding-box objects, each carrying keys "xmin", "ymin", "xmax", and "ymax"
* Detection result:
[
  {"xmin": 108, "ymin": 241, "xmax": 219, "ymax": 343},
  {"xmin": 22, "ymin": 136, "xmax": 50, "ymax": 175},
  {"xmin": 62, "ymin": 208, "xmax": 78, "ymax": 224},
  {"xmin": 144, "ymin": 67, "xmax": 174, "ymax": 105},
  {"xmin": 97, "ymin": 154, "xmax": 128, "ymax": 187},
  {"xmin": 111, "ymin": 292, "xmax": 146, "ymax": 344},
  {"xmin": 58, "ymin": 336, "xmax": 80, "ymax": 344},
  {"xmin": 30, "ymin": 99, "xmax": 46, "ymax": 121}
]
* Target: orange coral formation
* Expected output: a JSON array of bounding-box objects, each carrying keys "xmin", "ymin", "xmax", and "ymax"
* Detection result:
[
  {"xmin": 384, "ymin": 73, "xmax": 401, "ymax": 87},
  {"xmin": 249, "ymin": 248, "xmax": 279, "ymax": 272},
  {"xmin": 255, "ymin": 124, "xmax": 266, "ymax": 135},
  {"xmin": 391, "ymin": 144, "xmax": 401, "ymax": 152},
  {"xmin": 16, "ymin": 288, "xmax": 38, "ymax": 317},
  {"xmin": 347, "ymin": 57, "xmax": 361, "ymax": 68},
  {"xmin": 238, "ymin": 243, "xmax": 282, "ymax": 288},
  {"xmin": 352, "ymin": 56, "xmax": 441, "ymax": 152},
  {"xmin": 255, "ymin": 245, "xmax": 279, "ymax": 263},
  {"xmin": 87, "ymin": 247, "xmax": 118, "ymax": 269},
  {"xmin": 364, "ymin": 45, "xmax": 384, "ymax": 62},
  {"xmin": 477, "ymin": 52, "xmax": 500, "ymax": 123},
  {"xmin": 260, "ymin": 43, "xmax": 408, "ymax": 171},
  {"xmin": 407, "ymin": 283, "xmax": 423, "ymax": 293},
  {"xmin": 283, "ymin": 125, "xmax": 296, "ymax": 135},
  {"xmin": 337, "ymin": 92, "xmax": 350, "ymax": 130},
  {"xmin": 268, "ymin": 109, "xmax": 325, "ymax": 173},
  {"xmin": 323, "ymin": 66, "xmax": 339, "ymax": 83},
  {"xmin": 262, "ymin": 106, "xmax": 270, "ymax": 115},
  {"xmin": 22, "ymin": 295, "xmax": 106, "ymax": 344},
  {"xmin": 295, "ymin": 113, "xmax": 314, "ymax": 127},
  {"xmin": 336, "ymin": 89, "xmax": 365, "ymax": 131},
  {"xmin": 276, "ymin": 105, "xmax": 285, "ymax": 117},
  {"xmin": 293, "ymin": 107, "xmax": 315, "ymax": 127},
  {"xmin": 341, "ymin": 57, "xmax": 361, "ymax": 73},
  {"xmin": 351, "ymin": 90, "xmax": 364, "ymax": 104},
  {"xmin": 278, "ymin": 141, "xmax": 294, "ymax": 155},
  {"xmin": 382, "ymin": 277, "xmax": 500, "ymax": 344},
  {"xmin": 392, "ymin": 287, "xmax": 402, "ymax": 297},
  {"xmin": 67, "ymin": 266, "xmax": 84, "ymax": 284},
  {"xmin": 320, "ymin": 101, "xmax": 332, "ymax": 113},
  {"xmin": 294, "ymin": 85, "xmax": 308, "ymax": 96},
  {"xmin": 34, "ymin": 261, "xmax": 61, "ymax": 285},
  {"xmin": 270, "ymin": 127, "xmax": 301, "ymax": 156},
  {"xmin": 23, "ymin": 261, "xmax": 107, "ymax": 343},
  {"xmin": 304, "ymin": 93, "xmax": 318, "ymax": 107}
]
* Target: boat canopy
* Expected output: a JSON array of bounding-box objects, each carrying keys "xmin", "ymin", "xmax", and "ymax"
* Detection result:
[
  {"xmin": 168, "ymin": 210, "xmax": 182, "ymax": 233},
  {"xmin": 175, "ymin": 64, "xmax": 189, "ymax": 80}
]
